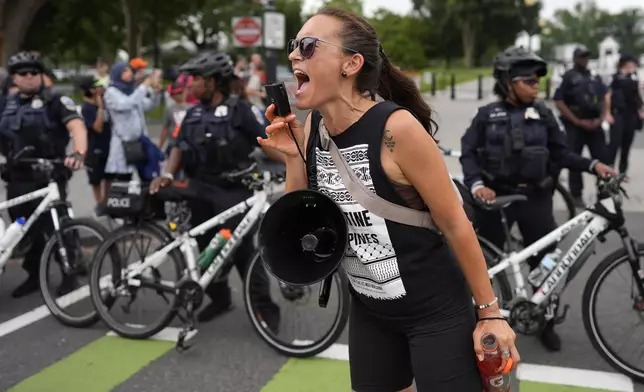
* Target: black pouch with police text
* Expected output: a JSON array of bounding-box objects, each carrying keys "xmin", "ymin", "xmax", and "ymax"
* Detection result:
[{"xmin": 104, "ymin": 181, "xmax": 148, "ymax": 218}]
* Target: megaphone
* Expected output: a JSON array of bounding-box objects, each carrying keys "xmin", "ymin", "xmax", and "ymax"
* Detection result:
[{"xmin": 258, "ymin": 189, "xmax": 348, "ymax": 306}]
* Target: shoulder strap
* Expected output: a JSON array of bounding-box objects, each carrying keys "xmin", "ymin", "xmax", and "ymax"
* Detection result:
[{"xmin": 317, "ymin": 118, "xmax": 438, "ymax": 231}]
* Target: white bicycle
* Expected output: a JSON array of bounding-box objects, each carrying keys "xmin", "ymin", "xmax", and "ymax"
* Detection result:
[
  {"xmin": 88, "ymin": 163, "xmax": 350, "ymax": 357},
  {"xmin": 479, "ymin": 173, "xmax": 644, "ymax": 382},
  {"xmin": 0, "ymin": 147, "xmax": 107, "ymax": 327}
]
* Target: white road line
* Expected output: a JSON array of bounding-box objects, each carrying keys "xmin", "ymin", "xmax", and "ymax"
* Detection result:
[
  {"xmin": 0, "ymin": 274, "xmax": 169, "ymax": 339},
  {"xmin": 106, "ymin": 326, "xmax": 198, "ymax": 343},
  {"xmin": 517, "ymin": 363, "xmax": 634, "ymax": 392},
  {"xmin": 316, "ymin": 343, "xmax": 349, "ymax": 361}
]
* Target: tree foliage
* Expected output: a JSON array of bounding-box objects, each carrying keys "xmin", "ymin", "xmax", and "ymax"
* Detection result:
[
  {"xmin": 540, "ymin": 1, "xmax": 644, "ymax": 59},
  {"xmin": 369, "ymin": 10, "xmax": 429, "ymax": 70}
]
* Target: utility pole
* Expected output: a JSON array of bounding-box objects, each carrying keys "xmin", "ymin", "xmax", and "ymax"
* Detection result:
[
  {"xmin": 263, "ymin": 0, "xmax": 278, "ymax": 83},
  {"xmin": 262, "ymin": 0, "xmax": 285, "ymax": 83}
]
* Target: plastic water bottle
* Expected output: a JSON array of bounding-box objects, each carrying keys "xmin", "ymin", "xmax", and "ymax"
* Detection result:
[
  {"xmin": 527, "ymin": 249, "xmax": 562, "ymax": 287},
  {"xmin": 0, "ymin": 217, "xmax": 26, "ymax": 252},
  {"xmin": 477, "ymin": 333, "xmax": 512, "ymax": 392},
  {"xmin": 197, "ymin": 229, "xmax": 232, "ymax": 269}
]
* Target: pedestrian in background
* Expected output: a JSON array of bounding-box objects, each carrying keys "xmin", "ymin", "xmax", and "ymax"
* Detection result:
[
  {"xmin": 553, "ymin": 46, "xmax": 611, "ymax": 207},
  {"xmin": 605, "ymin": 54, "xmax": 644, "ymax": 178},
  {"xmin": 80, "ymin": 76, "xmax": 112, "ymax": 214},
  {"xmin": 103, "ymin": 62, "xmax": 161, "ymax": 183},
  {"xmin": 159, "ymin": 78, "xmax": 193, "ymax": 156}
]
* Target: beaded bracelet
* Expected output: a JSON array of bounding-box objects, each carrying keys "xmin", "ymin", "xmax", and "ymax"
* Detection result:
[{"xmin": 474, "ymin": 296, "xmax": 498, "ymax": 310}]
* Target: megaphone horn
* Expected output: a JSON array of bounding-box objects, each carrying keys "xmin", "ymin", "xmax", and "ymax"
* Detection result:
[{"xmin": 258, "ymin": 189, "xmax": 348, "ymax": 290}]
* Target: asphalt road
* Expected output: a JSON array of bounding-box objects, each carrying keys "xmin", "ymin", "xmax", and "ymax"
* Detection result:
[{"xmin": 1, "ymin": 87, "xmax": 644, "ymax": 392}]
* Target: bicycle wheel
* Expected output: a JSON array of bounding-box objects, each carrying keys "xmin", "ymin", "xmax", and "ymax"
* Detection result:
[
  {"xmin": 554, "ymin": 182, "xmax": 576, "ymax": 221},
  {"xmin": 582, "ymin": 243, "xmax": 644, "ymax": 382},
  {"xmin": 39, "ymin": 217, "xmax": 108, "ymax": 328},
  {"xmin": 90, "ymin": 221, "xmax": 186, "ymax": 339},
  {"xmin": 244, "ymin": 252, "xmax": 350, "ymax": 358}
]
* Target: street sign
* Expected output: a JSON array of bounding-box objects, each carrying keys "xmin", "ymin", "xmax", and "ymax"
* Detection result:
[
  {"xmin": 263, "ymin": 11, "xmax": 286, "ymax": 50},
  {"xmin": 232, "ymin": 17, "xmax": 263, "ymax": 48}
]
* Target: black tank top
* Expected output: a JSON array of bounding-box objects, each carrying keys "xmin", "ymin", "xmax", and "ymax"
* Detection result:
[{"xmin": 306, "ymin": 101, "xmax": 471, "ymax": 320}]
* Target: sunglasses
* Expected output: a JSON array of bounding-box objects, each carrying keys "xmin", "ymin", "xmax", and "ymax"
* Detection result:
[
  {"xmin": 16, "ymin": 69, "xmax": 40, "ymax": 77},
  {"xmin": 287, "ymin": 36, "xmax": 358, "ymax": 59},
  {"xmin": 512, "ymin": 76, "xmax": 539, "ymax": 87}
]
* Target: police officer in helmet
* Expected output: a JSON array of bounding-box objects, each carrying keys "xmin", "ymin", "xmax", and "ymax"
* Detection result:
[
  {"xmin": 460, "ymin": 46, "xmax": 615, "ymax": 351},
  {"xmin": 554, "ymin": 46, "xmax": 611, "ymax": 207},
  {"xmin": 0, "ymin": 51, "xmax": 87, "ymax": 298},
  {"xmin": 149, "ymin": 51, "xmax": 282, "ymax": 326}
]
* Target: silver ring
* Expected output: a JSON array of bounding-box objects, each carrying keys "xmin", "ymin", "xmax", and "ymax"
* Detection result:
[{"xmin": 502, "ymin": 349, "xmax": 511, "ymax": 357}]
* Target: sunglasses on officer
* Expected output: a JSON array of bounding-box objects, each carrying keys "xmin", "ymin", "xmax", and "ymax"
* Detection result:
[
  {"xmin": 15, "ymin": 68, "xmax": 41, "ymax": 77},
  {"xmin": 512, "ymin": 76, "xmax": 540, "ymax": 87},
  {"xmin": 287, "ymin": 36, "xmax": 358, "ymax": 59}
]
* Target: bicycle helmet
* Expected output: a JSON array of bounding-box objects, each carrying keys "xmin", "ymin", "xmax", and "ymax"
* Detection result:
[
  {"xmin": 493, "ymin": 46, "xmax": 547, "ymax": 79},
  {"xmin": 8, "ymin": 51, "xmax": 45, "ymax": 74},
  {"xmin": 179, "ymin": 52, "xmax": 234, "ymax": 79}
]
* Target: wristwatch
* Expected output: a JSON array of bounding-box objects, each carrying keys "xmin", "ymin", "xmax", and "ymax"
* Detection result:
[{"xmin": 161, "ymin": 172, "xmax": 174, "ymax": 180}]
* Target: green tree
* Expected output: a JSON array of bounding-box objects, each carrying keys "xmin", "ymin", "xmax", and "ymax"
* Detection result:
[
  {"xmin": 176, "ymin": 0, "xmax": 263, "ymax": 50},
  {"xmin": 321, "ymin": 0, "xmax": 363, "ymax": 16},
  {"xmin": 607, "ymin": 8, "xmax": 644, "ymax": 56},
  {"xmin": 412, "ymin": 0, "xmax": 530, "ymax": 67},
  {"xmin": 540, "ymin": 1, "xmax": 613, "ymax": 58},
  {"xmin": 24, "ymin": 0, "xmax": 124, "ymax": 66},
  {"xmin": 0, "ymin": 0, "xmax": 49, "ymax": 65},
  {"xmin": 369, "ymin": 9, "xmax": 429, "ymax": 70}
]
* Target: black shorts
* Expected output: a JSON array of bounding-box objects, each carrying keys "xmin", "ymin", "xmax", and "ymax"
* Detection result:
[
  {"xmin": 86, "ymin": 154, "xmax": 108, "ymax": 186},
  {"xmin": 349, "ymin": 300, "xmax": 482, "ymax": 392}
]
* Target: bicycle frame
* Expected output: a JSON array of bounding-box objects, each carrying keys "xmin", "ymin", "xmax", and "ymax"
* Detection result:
[
  {"xmin": 0, "ymin": 181, "xmax": 66, "ymax": 272},
  {"xmin": 488, "ymin": 198, "xmax": 616, "ymax": 316},
  {"xmin": 125, "ymin": 184, "xmax": 272, "ymax": 290}
]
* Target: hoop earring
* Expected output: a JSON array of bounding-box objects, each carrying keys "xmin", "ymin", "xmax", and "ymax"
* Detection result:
[{"xmin": 341, "ymin": 71, "xmax": 347, "ymax": 77}]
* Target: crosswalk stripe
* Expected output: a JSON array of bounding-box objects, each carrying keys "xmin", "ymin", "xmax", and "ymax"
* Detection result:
[{"xmin": 517, "ymin": 363, "xmax": 634, "ymax": 392}]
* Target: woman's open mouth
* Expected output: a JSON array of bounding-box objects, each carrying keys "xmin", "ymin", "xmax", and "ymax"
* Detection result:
[{"xmin": 294, "ymin": 70, "xmax": 310, "ymax": 95}]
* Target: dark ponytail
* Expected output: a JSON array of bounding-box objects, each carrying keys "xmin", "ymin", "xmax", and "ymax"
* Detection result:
[
  {"xmin": 317, "ymin": 7, "xmax": 438, "ymax": 139},
  {"xmin": 378, "ymin": 48, "xmax": 437, "ymax": 137}
]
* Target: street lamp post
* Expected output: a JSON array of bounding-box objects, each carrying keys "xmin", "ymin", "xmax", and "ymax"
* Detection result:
[{"xmin": 264, "ymin": 0, "xmax": 278, "ymax": 83}]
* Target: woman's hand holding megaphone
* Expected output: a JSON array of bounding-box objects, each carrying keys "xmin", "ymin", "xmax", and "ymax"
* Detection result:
[{"xmin": 257, "ymin": 104, "xmax": 305, "ymax": 159}]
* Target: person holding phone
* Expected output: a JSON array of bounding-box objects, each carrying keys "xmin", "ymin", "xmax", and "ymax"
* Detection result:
[
  {"xmin": 149, "ymin": 51, "xmax": 282, "ymax": 325},
  {"xmin": 257, "ymin": 7, "xmax": 518, "ymax": 392},
  {"xmin": 103, "ymin": 62, "xmax": 161, "ymax": 183}
]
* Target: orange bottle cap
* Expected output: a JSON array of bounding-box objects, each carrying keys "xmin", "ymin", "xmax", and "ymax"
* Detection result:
[{"xmin": 219, "ymin": 229, "xmax": 232, "ymax": 239}]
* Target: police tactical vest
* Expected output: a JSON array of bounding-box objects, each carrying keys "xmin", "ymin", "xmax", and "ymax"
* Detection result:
[
  {"xmin": 181, "ymin": 97, "xmax": 251, "ymax": 180},
  {"xmin": 565, "ymin": 70, "xmax": 603, "ymax": 118},
  {"xmin": 481, "ymin": 101, "xmax": 550, "ymax": 184},
  {"xmin": 0, "ymin": 89, "xmax": 68, "ymax": 158}
]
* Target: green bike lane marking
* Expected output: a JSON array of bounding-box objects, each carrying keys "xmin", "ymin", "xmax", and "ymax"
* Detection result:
[
  {"xmin": 262, "ymin": 344, "xmax": 634, "ymax": 392},
  {"xmin": 8, "ymin": 332, "xmax": 634, "ymax": 392},
  {"xmin": 7, "ymin": 327, "xmax": 195, "ymax": 392}
]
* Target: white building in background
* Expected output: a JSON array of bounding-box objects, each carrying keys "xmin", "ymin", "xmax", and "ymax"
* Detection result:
[{"xmin": 598, "ymin": 36, "xmax": 620, "ymax": 71}]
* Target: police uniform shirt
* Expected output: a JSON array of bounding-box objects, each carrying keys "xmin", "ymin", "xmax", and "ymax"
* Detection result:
[
  {"xmin": 0, "ymin": 89, "xmax": 81, "ymax": 157},
  {"xmin": 460, "ymin": 100, "xmax": 596, "ymax": 190},
  {"xmin": 610, "ymin": 72, "xmax": 643, "ymax": 113},
  {"xmin": 175, "ymin": 97, "xmax": 267, "ymax": 177},
  {"xmin": 553, "ymin": 68, "xmax": 607, "ymax": 118}
]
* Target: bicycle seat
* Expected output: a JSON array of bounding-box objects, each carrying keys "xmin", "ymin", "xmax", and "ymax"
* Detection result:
[{"xmin": 475, "ymin": 194, "xmax": 528, "ymax": 211}]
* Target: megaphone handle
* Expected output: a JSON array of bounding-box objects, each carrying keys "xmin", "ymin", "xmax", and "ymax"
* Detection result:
[{"xmin": 318, "ymin": 275, "xmax": 333, "ymax": 308}]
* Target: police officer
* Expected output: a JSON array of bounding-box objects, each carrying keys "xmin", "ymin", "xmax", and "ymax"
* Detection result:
[
  {"xmin": 605, "ymin": 54, "xmax": 644, "ymax": 176},
  {"xmin": 460, "ymin": 47, "xmax": 615, "ymax": 351},
  {"xmin": 0, "ymin": 51, "xmax": 87, "ymax": 298},
  {"xmin": 554, "ymin": 46, "xmax": 611, "ymax": 207},
  {"xmin": 149, "ymin": 52, "xmax": 282, "ymax": 327}
]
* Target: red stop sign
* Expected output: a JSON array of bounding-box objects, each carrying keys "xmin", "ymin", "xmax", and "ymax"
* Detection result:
[{"xmin": 233, "ymin": 17, "xmax": 262, "ymax": 47}]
